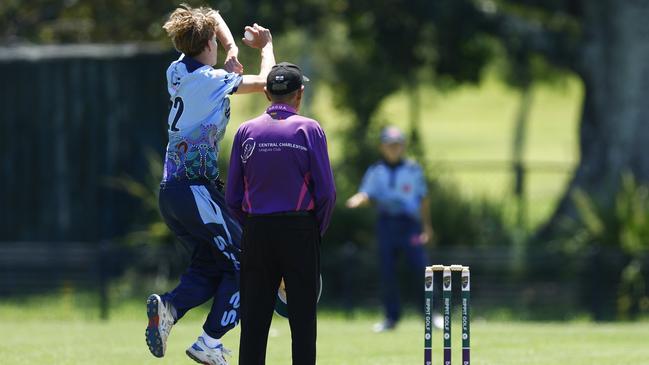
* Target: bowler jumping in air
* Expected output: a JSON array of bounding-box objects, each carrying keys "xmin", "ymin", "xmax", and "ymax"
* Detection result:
[{"xmin": 145, "ymin": 4, "xmax": 275, "ymax": 365}]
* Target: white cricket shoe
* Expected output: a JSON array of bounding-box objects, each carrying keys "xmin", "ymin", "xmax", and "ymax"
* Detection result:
[
  {"xmin": 186, "ymin": 336, "xmax": 232, "ymax": 365},
  {"xmin": 372, "ymin": 319, "xmax": 397, "ymax": 333},
  {"xmin": 145, "ymin": 294, "xmax": 175, "ymax": 357}
]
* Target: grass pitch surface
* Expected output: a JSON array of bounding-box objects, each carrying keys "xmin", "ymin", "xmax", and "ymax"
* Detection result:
[{"xmin": 1, "ymin": 310, "xmax": 647, "ymax": 365}]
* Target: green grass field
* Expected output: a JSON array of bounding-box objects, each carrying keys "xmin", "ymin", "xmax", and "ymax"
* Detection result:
[
  {"xmin": 2, "ymin": 311, "xmax": 648, "ymax": 365},
  {"xmin": 3, "ymin": 294, "xmax": 647, "ymax": 364}
]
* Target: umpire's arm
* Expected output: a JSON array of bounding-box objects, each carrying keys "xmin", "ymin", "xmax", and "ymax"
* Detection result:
[
  {"xmin": 308, "ymin": 124, "xmax": 336, "ymax": 236},
  {"xmin": 226, "ymin": 129, "xmax": 247, "ymax": 224}
]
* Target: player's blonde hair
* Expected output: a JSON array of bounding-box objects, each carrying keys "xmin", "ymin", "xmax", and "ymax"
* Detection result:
[{"xmin": 163, "ymin": 4, "xmax": 218, "ymax": 57}]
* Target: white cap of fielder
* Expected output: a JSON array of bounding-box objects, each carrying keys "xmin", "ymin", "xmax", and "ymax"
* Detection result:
[{"xmin": 380, "ymin": 126, "xmax": 406, "ymax": 144}]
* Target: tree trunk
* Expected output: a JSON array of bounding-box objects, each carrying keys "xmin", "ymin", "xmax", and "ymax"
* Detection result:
[
  {"xmin": 408, "ymin": 81, "xmax": 424, "ymax": 159},
  {"xmin": 539, "ymin": 0, "xmax": 649, "ymax": 238},
  {"xmin": 512, "ymin": 84, "xmax": 533, "ymax": 230}
]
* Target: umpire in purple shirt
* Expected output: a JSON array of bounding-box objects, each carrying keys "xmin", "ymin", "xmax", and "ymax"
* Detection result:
[{"xmin": 226, "ymin": 62, "xmax": 336, "ymax": 365}]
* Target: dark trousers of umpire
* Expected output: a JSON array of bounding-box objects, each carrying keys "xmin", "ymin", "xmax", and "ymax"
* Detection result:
[{"xmin": 238, "ymin": 213, "xmax": 320, "ymax": 365}]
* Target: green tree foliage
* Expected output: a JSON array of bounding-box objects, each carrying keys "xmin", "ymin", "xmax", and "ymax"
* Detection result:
[
  {"xmin": 322, "ymin": 0, "xmax": 494, "ymax": 181},
  {"xmin": 0, "ymin": 0, "xmax": 194, "ymax": 43},
  {"xmin": 488, "ymin": 0, "xmax": 580, "ymax": 83}
]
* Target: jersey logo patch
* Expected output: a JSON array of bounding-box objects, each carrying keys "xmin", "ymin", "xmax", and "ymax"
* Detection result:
[{"xmin": 241, "ymin": 138, "xmax": 256, "ymax": 163}]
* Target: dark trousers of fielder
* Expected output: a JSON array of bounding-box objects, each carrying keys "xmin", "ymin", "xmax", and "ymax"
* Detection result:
[
  {"xmin": 239, "ymin": 214, "xmax": 320, "ymax": 365},
  {"xmin": 377, "ymin": 214, "xmax": 428, "ymax": 323}
]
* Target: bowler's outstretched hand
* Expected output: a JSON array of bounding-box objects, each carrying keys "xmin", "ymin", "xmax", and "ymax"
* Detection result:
[{"xmin": 242, "ymin": 23, "xmax": 272, "ymax": 49}]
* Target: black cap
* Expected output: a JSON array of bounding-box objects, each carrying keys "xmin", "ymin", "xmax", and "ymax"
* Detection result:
[{"xmin": 266, "ymin": 62, "xmax": 310, "ymax": 95}]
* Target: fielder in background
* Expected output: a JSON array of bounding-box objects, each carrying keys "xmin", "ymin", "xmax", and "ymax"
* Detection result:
[
  {"xmin": 226, "ymin": 62, "xmax": 336, "ymax": 365},
  {"xmin": 145, "ymin": 4, "xmax": 275, "ymax": 365},
  {"xmin": 346, "ymin": 126, "xmax": 436, "ymax": 332}
]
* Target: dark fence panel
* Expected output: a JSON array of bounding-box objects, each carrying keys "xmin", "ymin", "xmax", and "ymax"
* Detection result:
[
  {"xmin": 0, "ymin": 45, "xmax": 175, "ymax": 241},
  {"xmin": 0, "ymin": 241, "xmax": 113, "ymax": 295}
]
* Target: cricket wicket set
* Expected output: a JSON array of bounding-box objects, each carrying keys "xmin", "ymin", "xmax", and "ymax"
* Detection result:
[{"xmin": 424, "ymin": 265, "xmax": 470, "ymax": 365}]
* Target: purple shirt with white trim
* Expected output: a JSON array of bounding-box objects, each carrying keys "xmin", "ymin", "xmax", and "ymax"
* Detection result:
[{"xmin": 226, "ymin": 104, "xmax": 336, "ymax": 236}]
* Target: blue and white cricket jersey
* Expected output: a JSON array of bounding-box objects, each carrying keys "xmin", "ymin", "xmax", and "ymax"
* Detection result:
[
  {"xmin": 163, "ymin": 54, "xmax": 242, "ymax": 184},
  {"xmin": 359, "ymin": 159, "xmax": 428, "ymax": 219}
]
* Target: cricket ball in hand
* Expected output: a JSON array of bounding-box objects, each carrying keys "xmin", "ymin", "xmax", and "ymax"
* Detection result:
[{"xmin": 244, "ymin": 30, "xmax": 254, "ymax": 41}]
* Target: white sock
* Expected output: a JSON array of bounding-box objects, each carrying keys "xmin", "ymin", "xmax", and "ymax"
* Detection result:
[{"xmin": 201, "ymin": 331, "xmax": 221, "ymax": 348}]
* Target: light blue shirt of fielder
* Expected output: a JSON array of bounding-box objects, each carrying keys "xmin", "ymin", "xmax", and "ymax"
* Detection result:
[
  {"xmin": 162, "ymin": 54, "xmax": 242, "ymax": 183},
  {"xmin": 359, "ymin": 159, "xmax": 428, "ymax": 220}
]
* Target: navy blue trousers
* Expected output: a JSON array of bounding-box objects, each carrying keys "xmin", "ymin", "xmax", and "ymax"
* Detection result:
[
  {"xmin": 377, "ymin": 214, "xmax": 428, "ymax": 323},
  {"xmin": 158, "ymin": 182, "xmax": 242, "ymax": 339}
]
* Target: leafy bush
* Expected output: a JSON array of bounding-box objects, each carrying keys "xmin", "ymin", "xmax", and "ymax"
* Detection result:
[
  {"xmin": 105, "ymin": 149, "xmax": 180, "ymax": 285},
  {"xmin": 566, "ymin": 174, "xmax": 649, "ymax": 319},
  {"xmin": 427, "ymin": 177, "xmax": 515, "ymax": 247}
]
